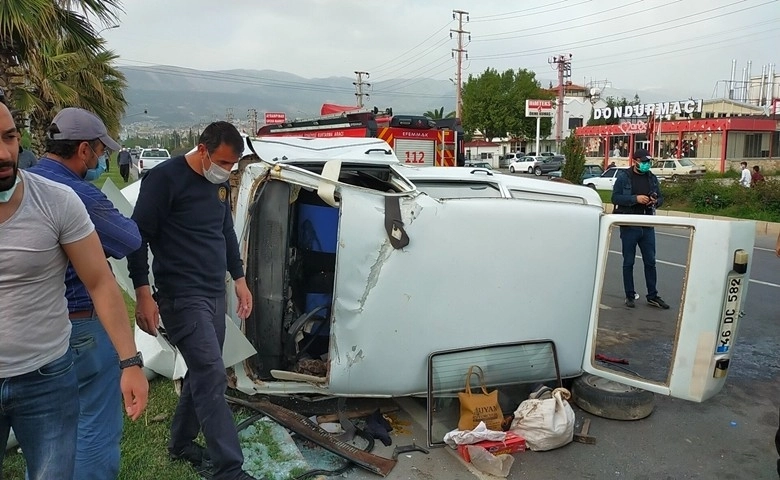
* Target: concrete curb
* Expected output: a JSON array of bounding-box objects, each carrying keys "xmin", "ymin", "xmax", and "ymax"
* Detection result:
[{"xmin": 601, "ymin": 204, "xmax": 780, "ymax": 237}]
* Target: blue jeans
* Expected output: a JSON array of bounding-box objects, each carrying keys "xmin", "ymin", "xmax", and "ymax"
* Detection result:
[
  {"xmin": 158, "ymin": 295, "xmax": 245, "ymax": 479},
  {"xmin": 619, "ymin": 225, "xmax": 658, "ymax": 299},
  {"xmin": 70, "ymin": 317, "xmax": 122, "ymax": 480},
  {"xmin": 0, "ymin": 349, "xmax": 79, "ymax": 480}
]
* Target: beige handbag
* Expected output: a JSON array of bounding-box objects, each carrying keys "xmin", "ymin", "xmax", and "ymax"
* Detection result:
[{"xmin": 457, "ymin": 365, "xmax": 504, "ymax": 431}]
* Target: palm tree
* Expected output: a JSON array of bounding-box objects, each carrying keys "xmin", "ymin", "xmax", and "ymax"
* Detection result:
[
  {"xmin": 423, "ymin": 107, "xmax": 456, "ymax": 120},
  {"xmin": 14, "ymin": 36, "xmax": 126, "ymax": 149},
  {"xmin": 0, "ymin": 0, "xmax": 122, "ymax": 128}
]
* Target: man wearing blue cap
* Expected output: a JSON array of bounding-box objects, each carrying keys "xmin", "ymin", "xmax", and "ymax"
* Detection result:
[
  {"xmin": 28, "ymin": 107, "xmax": 142, "ymax": 479},
  {"xmin": 611, "ymin": 148, "xmax": 670, "ymax": 310}
]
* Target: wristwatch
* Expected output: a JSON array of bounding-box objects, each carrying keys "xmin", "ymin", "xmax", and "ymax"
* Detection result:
[{"xmin": 119, "ymin": 351, "xmax": 144, "ymax": 370}]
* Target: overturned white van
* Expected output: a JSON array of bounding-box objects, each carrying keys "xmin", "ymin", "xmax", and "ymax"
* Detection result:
[{"xmin": 112, "ymin": 136, "xmax": 754, "ymax": 410}]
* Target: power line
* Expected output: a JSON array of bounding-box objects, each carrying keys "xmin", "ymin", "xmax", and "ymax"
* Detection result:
[
  {"xmin": 469, "ymin": 0, "xmax": 590, "ymax": 22},
  {"xmin": 475, "ymin": 0, "xmax": 676, "ymax": 41},
  {"xmin": 370, "ymin": 37, "xmax": 451, "ymax": 82},
  {"xmin": 470, "ymin": 0, "xmax": 775, "ymax": 60},
  {"xmin": 367, "ymin": 20, "xmax": 453, "ymax": 74}
]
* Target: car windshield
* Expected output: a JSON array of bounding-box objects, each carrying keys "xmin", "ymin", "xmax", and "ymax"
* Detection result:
[{"xmin": 678, "ymin": 158, "xmax": 695, "ymax": 166}]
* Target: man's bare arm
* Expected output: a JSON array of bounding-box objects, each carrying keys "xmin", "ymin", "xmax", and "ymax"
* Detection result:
[{"xmin": 62, "ymin": 231, "xmax": 148, "ymax": 419}]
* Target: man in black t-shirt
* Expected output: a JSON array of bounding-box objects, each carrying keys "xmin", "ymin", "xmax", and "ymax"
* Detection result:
[{"xmin": 611, "ymin": 149, "xmax": 670, "ymax": 310}]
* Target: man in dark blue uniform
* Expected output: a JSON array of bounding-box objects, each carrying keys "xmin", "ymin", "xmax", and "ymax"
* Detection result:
[
  {"xmin": 611, "ymin": 148, "xmax": 670, "ymax": 310},
  {"xmin": 128, "ymin": 121, "xmax": 256, "ymax": 480}
]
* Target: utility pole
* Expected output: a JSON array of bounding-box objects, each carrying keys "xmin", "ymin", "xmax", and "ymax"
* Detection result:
[
  {"xmin": 549, "ymin": 54, "xmax": 572, "ymax": 150},
  {"xmin": 451, "ymin": 10, "xmax": 469, "ymax": 119},
  {"xmin": 354, "ymin": 71, "xmax": 370, "ymax": 108},
  {"xmin": 247, "ymin": 108, "xmax": 258, "ymax": 135}
]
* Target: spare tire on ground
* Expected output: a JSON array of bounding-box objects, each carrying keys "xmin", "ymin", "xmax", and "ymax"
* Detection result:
[{"xmin": 571, "ymin": 374, "xmax": 655, "ymax": 421}]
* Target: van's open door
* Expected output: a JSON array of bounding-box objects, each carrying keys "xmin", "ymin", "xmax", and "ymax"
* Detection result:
[{"xmin": 583, "ymin": 214, "xmax": 755, "ymax": 402}]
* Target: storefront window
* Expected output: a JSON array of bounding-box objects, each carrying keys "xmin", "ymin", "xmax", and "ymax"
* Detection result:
[
  {"xmin": 726, "ymin": 132, "xmax": 771, "ymax": 159},
  {"xmin": 584, "ymin": 137, "xmax": 604, "ymax": 157},
  {"xmin": 608, "ymin": 135, "xmax": 629, "ymax": 158}
]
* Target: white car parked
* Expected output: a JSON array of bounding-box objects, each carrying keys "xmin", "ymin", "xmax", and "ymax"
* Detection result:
[
  {"xmin": 583, "ymin": 167, "xmax": 627, "ymax": 190},
  {"xmin": 508, "ymin": 155, "xmax": 538, "ymax": 174}
]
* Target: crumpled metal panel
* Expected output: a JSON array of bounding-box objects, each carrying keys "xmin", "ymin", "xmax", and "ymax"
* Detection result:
[{"xmin": 327, "ymin": 187, "xmax": 603, "ymax": 396}]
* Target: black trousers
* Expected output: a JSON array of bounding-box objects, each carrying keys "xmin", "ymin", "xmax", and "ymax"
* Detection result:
[
  {"xmin": 119, "ymin": 164, "xmax": 130, "ymax": 182},
  {"xmin": 158, "ymin": 295, "xmax": 244, "ymax": 480}
]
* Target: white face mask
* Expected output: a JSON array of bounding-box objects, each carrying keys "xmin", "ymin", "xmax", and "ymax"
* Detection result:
[
  {"xmin": 0, "ymin": 175, "xmax": 20, "ymax": 203},
  {"xmin": 203, "ymin": 151, "xmax": 231, "ymax": 184}
]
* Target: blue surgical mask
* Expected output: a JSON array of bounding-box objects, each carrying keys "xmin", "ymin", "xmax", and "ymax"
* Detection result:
[
  {"xmin": 85, "ymin": 154, "xmax": 107, "ymax": 181},
  {"xmin": 638, "ymin": 161, "xmax": 651, "ymax": 173},
  {"xmin": 0, "ymin": 175, "xmax": 20, "ymax": 203}
]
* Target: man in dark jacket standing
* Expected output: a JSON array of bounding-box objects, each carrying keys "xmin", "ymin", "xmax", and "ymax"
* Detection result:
[
  {"xmin": 127, "ymin": 122, "xmax": 256, "ymax": 480},
  {"xmin": 611, "ymin": 148, "xmax": 670, "ymax": 310},
  {"xmin": 117, "ymin": 146, "xmax": 132, "ymax": 182}
]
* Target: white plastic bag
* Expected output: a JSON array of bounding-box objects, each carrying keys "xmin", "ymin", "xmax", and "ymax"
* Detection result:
[
  {"xmin": 443, "ymin": 421, "xmax": 506, "ymax": 448},
  {"xmin": 510, "ymin": 387, "xmax": 575, "ymax": 451},
  {"xmin": 466, "ymin": 446, "xmax": 515, "ymax": 477}
]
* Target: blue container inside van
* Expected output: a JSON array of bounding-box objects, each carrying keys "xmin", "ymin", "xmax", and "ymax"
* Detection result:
[{"xmin": 297, "ymin": 204, "xmax": 338, "ymax": 254}]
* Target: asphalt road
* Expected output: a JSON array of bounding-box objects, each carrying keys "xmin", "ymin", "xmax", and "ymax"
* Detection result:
[{"xmin": 343, "ymin": 228, "xmax": 780, "ymax": 479}]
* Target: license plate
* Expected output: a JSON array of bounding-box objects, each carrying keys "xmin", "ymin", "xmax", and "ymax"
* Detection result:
[{"xmin": 715, "ymin": 273, "xmax": 743, "ymax": 355}]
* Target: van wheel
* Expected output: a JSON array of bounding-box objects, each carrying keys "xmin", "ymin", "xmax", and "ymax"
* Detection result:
[
  {"xmin": 509, "ymin": 166, "xmax": 515, "ymax": 173},
  {"xmin": 670, "ymin": 174, "xmax": 679, "ymax": 182},
  {"xmin": 534, "ymin": 166, "xmax": 542, "ymax": 176},
  {"xmin": 571, "ymin": 374, "xmax": 655, "ymax": 421},
  {"xmin": 586, "ymin": 183, "xmax": 596, "ymax": 190},
  {"xmin": 527, "ymin": 167, "xmax": 533, "ymax": 174}
]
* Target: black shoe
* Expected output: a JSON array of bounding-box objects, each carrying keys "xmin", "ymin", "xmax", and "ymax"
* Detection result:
[
  {"xmin": 169, "ymin": 443, "xmax": 212, "ymax": 470},
  {"xmin": 647, "ymin": 296, "xmax": 670, "ymax": 309},
  {"xmin": 625, "ymin": 297, "xmax": 635, "ymax": 308}
]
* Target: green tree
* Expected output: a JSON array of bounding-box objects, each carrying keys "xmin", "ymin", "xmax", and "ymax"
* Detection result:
[
  {"xmin": 13, "ymin": 36, "xmax": 126, "ymax": 149},
  {"xmin": 0, "ymin": 0, "xmax": 122, "ymax": 136},
  {"xmin": 560, "ymin": 134, "xmax": 586, "ymax": 184},
  {"xmin": 423, "ymin": 107, "xmax": 455, "ymax": 120},
  {"xmin": 461, "ymin": 67, "xmax": 553, "ymax": 142}
]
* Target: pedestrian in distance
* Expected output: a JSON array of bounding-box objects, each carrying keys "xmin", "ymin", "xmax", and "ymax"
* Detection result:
[
  {"xmin": 611, "ymin": 148, "xmax": 670, "ymax": 310},
  {"xmin": 739, "ymin": 161, "xmax": 751, "ymax": 188},
  {"xmin": 0, "ymin": 99, "xmax": 148, "ymax": 480},
  {"xmin": 128, "ymin": 121, "xmax": 257, "ymax": 480},
  {"xmin": 118, "ymin": 145, "xmax": 132, "ymax": 182},
  {"xmin": 27, "ymin": 107, "xmax": 143, "ymax": 480},
  {"xmin": 751, "ymin": 165, "xmax": 765, "ymax": 187}
]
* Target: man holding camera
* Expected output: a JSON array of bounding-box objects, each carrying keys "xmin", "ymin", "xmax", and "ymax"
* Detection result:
[{"xmin": 611, "ymin": 148, "xmax": 670, "ymax": 310}]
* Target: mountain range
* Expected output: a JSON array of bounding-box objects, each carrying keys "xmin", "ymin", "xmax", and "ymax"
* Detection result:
[{"xmin": 119, "ymin": 65, "xmax": 691, "ymax": 128}]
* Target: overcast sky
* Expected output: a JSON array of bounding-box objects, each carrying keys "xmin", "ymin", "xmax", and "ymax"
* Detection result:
[{"xmin": 101, "ymin": 0, "xmax": 778, "ymax": 100}]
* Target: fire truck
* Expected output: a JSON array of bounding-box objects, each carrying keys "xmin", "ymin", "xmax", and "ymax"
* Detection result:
[{"xmin": 255, "ymin": 106, "xmax": 464, "ymax": 167}]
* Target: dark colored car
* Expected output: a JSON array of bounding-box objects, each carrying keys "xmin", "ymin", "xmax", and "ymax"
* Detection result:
[
  {"xmin": 548, "ymin": 164, "xmax": 604, "ymax": 181},
  {"xmin": 532, "ymin": 155, "xmax": 565, "ymax": 176}
]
